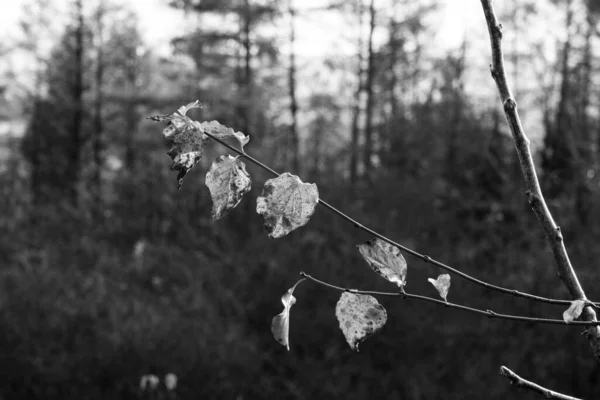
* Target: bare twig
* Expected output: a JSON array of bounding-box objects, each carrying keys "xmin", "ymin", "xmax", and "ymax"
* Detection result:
[
  {"xmin": 479, "ymin": 0, "xmax": 600, "ymax": 358},
  {"xmin": 299, "ymin": 272, "xmax": 600, "ymax": 327},
  {"xmin": 499, "ymin": 366, "xmax": 582, "ymax": 400},
  {"xmin": 197, "ymin": 126, "xmax": 599, "ymax": 307}
]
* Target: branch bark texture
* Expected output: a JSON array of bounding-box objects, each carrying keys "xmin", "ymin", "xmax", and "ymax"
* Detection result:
[
  {"xmin": 500, "ymin": 366, "xmax": 581, "ymax": 400},
  {"xmin": 479, "ymin": 0, "xmax": 600, "ymax": 358}
]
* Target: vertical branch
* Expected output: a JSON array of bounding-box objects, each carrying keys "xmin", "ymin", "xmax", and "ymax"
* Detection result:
[{"xmin": 479, "ymin": 0, "xmax": 600, "ymax": 359}]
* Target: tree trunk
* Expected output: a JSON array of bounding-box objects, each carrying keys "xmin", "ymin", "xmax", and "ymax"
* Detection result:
[
  {"xmin": 511, "ymin": 0, "xmax": 519, "ymax": 99},
  {"xmin": 383, "ymin": 0, "xmax": 399, "ymax": 167},
  {"xmin": 288, "ymin": 0, "xmax": 299, "ymax": 173},
  {"xmin": 542, "ymin": 0, "xmax": 577, "ymax": 196},
  {"xmin": 124, "ymin": 63, "xmax": 138, "ymax": 171},
  {"xmin": 575, "ymin": 7, "xmax": 595, "ymax": 225},
  {"xmin": 362, "ymin": 0, "xmax": 376, "ymax": 176},
  {"xmin": 93, "ymin": 2, "xmax": 105, "ymax": 203},
  {"xmin": 242, "ymin": 0, "xmax": 252, "ymax": 136},
  {"xmin": 579, "ymin": 9, "xmax": 593, "ymax": 165},
  {"xmin": 70, "ymin": 0, "xmax": 84, "ymax": 206},
  {"xmin": 445, "ymin": 40, "xmax": 467, "ymax": 176},
  {"xmin": 349, "ymin": 0, "xmax": 365, "ymax": 186}
]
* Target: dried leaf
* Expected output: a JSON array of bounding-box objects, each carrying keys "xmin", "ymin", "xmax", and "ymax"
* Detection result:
[
  {"xmin": 200, "ymin": 120, "xmax": 250, "ymax": 149},
  {"xmin": 563, "ymin": 299, "xmax": 586, "ymax": 323},
  {"xmin": 335, "ymin": 292, "xmax": 387, "ymax": 352},
  {"xmin": 149, "ymin": 102, "xmax": 207, "ymax": 189},
  {"xmin": 177, "ymin": 100, "xmax": 201, "ymax": 116},
  {"xmin": 147, "ymin": 113, "xmax": 174, "ymax": 123},
  {"xmin": 271, "ymin": 279, "xmax": 304, "ymax": 350},
  {"xmin": 357, "ymin": 238, "xmax": 407, "ymax": 288},
  {"xmin": 428, "ymin": 274, "xmax": 451, "ymax": 302},
  {"xmin": 256, "ymin": 173, "xmax": 319, "ymax": 239},
  {"xmin": 205, "ymin": 155, "xmax": 251, "ymax": 220}
]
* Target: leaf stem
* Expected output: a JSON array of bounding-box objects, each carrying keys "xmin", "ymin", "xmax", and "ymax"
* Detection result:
[
  {"xmin": 299, "ymin": 272, "xmax": 600, "ymax": 327},
  {"xmin": 200, "ymin": 128, "xmax": 598, "ymax": 307}
]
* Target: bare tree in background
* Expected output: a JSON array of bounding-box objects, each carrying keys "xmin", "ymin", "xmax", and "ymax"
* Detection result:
[
  {"xmin": 362, "ymin": 0, "xmax": 376, "ymax": 177},
  {"xmin": 69, "ymin": 0, "xmax": 85, "ymax": 206},
  {"xmin": 288, "ymin": 0, "xmax": 300, "ymax": 173}
]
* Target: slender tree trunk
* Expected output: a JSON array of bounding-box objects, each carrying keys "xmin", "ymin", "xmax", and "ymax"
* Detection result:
[
  {"xmin": 124, "ymin": 67, "xmax": 138, "ymax": 171},
  {"xmin": 575, "ymin": 8, "xmax": 594, "ymax": 225},
  {"xmin": 349, "ymin": 1, "xmax": 365, "ymax": 186},
  {"xmin": 30, "ymin": 99, "xmax": 42, "ymax": 205},
  {"xmin": 288, "ymin": 0, "xmax": 299, "ymax": 173},
  {"xmin": 124, "ymin": 101, "xmax": 137, "ymax": 172},
  {"xmin": 383, "ymin": 1, "xmax": 399, "ymax": 167},
  {"xmin": 446, "ymin": 41, "xmax": 467, "ymax": 175},
  {"xmin": 579, "ymin": 9, "xmax": 593, "ymax": 165},
  {"xmin": 93, "ymin": 2, "xmax": 105, "ymax": 203},
  {"xmin": 511, "ymin": 0, "xmax": 519, "ymax": 100},
  {"xmin": 543, "ymin": 0, "xmax": 577, "ymax": 196},
  {"xmin": 556, "ymin": 0, "xmax": 573, "ymax": 148},
  {"xmin": 70, "ymin": 0, "xmax": 84, "ymax": 206},
  {"xmin": 311, "ymin": 117, "xmax": 324, "ymax": 179},
  {"xmin": 242, "ymin": 0, "xmax": 252, "ymax": 136},
  {"xmin": 362, "ymin": 0, "xmax": 376, "ymax": 176}
]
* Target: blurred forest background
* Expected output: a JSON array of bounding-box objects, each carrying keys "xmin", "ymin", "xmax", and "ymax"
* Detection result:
[{"xmin": 1, "ymin": 0, "xmax": 600, "ymax": 398}]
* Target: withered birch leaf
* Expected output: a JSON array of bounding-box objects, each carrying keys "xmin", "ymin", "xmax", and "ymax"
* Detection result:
[
  {"xmin": 205, "ymin": 155, "xmax": 251, "ymax": 220},
  {"xmin": 199, "ymin": 120, "xmax": 250, "ymax": 150},
  {"xmin": 563, "ymin": 299, "xmax": 586, "ymax": 323},
  {"xmin": 357, "ymin": 238, "xmax": 407, "ymax": 288},
  {"xmin": 177, "ymin": 100, "xmax": 201, "ymax": 116},
  {"xmin": 256, "ymin": 173, "xmax": 319, "ymax": 239},
  {"xmin": 428, "ymin": 274, "xmax": 451, "ymax": 302},
  {"xmin": 271, "ymin": 279, "xmax": 304, "ymax": 350},
  {"xmin": 149, "ymin": 102, "xmax": 207, "ymax": 189},
  {"xmin": 335, "ymin": 292, "xmax": 387, "ymax": 352}
]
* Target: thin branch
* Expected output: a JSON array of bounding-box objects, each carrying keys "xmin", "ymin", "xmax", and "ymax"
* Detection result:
[
  {"xmin": 198, "ymin": 126, "xmax": 599, "ymax": 307},
  {"xmin": 499, "ymin": 366, "xmax": 582, "ymax": 400},
  {"xmin": 300, "ymin": 272, "xmax": 600, "ymax": 327},
  {"xmin": 479, "ymin": 0, "xmax": 600, "ymax": 358}
]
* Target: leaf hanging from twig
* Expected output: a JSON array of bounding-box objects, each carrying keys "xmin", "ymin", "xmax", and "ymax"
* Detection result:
[
  {"xmin": 335, "ymin": 292, "xmax": 387, "ymax": 352},
  {"xmin": 256, "ymin": 173, "xmax": 319, "ymax": 239},
  {"xmin": 200, "ymin": 120, "xmax": 250, "ymax": 150},
  {"xmin": 205, "ymin": 155, "xmax": 251, "ymax": 220},
  {"xmin": 357, "ymin": 238, "xmax": 407, "ymax": 288},
  {"xmin": 149, "ymin": 100, "xmax": 207, "ymax": 189},
  {"xmin": 271, "ymin": 279, "xmax": 305, "ymax": 351},
  {"xmin": 563, "ymin": 300, "xmax": 586, "ymax": 323},
  {"xmin": 428, "ymin": 274, "xmax": 451, "ymax": 302}
]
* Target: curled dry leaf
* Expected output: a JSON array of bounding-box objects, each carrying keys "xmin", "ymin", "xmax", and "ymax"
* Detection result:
[
  {"xmin": 149, "ymin": 101, "xmax": 207, "ymax": 189},
  {"xmin": 428, "ymin": 274, "xmax": 451, "ymax": 302},
  {"xmin": 256, "ymin": 173, "xmax": 319, "ymax": 239},
  {"xmin": 199, "ymin": 120, "xmax": 250, "ymax": 150},
  {"xmin": 177, "ymin": 100, "xmax": 202, "ymax": 116},
  {"xmin": 357, "ymin": 238, "xmax": 407, "ymax": 288},
  {"xmin": 563, "ymin": 299, "xmax": 586, "ymax": 323},
  {"xmin": 271, "ymin": 279, "xmax": 304, "ymax": 351},
  {"xmin": 335, "ymin": 292, "xmax": 387, "ymax": 352},
  {"xmin": 205, "ymin": 155, "xmax": 251, "ymax": 220}
]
